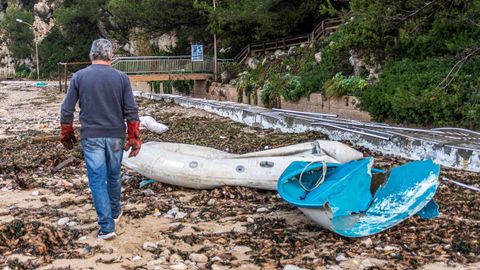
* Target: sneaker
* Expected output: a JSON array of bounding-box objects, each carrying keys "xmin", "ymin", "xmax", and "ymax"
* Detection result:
[
  {"xmin": 97, "ymin": 231, "xmax": 116, "ymax": 240},
  {"xmin": 114, "ymin": 211, "xmax": 123, "ymax": 224}
]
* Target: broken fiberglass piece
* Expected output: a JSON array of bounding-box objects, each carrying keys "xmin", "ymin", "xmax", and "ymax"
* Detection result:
[{"xmin": 277, "ymin": 158, "xmax": 440, "ymax": 237}]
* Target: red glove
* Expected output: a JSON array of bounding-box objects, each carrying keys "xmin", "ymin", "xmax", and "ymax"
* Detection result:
[
  {"xmin": 60, "ymin": 123, "xmax": 77, "ymax": 150},
  {"xmin": 125, "ymin": 121, "xmax": 141, "ymax": 158}
]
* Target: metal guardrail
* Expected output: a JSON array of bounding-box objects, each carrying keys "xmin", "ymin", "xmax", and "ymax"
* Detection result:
[
  {"xmin": 111, "ymin": 56, "xmax": 234, "ymax": 75},
  {"xmin": 0, "ymin": 67, "xmax": 15, "ymax": 79}
]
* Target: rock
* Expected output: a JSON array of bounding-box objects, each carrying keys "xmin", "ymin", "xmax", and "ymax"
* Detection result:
[
  {"xmin": 247, "ymin": 217, "xmax": 255, "ymax": 223},
  {"xmin": 221, "ymin": 71, "xmax": 232, "ymax": 84},
  {"xmin": 143, "ymin": 241, "xmax": 158, "ymax": 252},
  {"xmin": 132, "ymin": 255, "xmax": 142, "ymax": 261},
  {"xmin": 34, "ymin": 2, "xmax": 50, "ymax": 18},
  {"xmin": 274, "ymin": 50, "xmax": 287, "ymax": 58},
  {"xmin": 169, "ymin": 254, "xmax": 183, "ymax": 264},
  {"xmin": 211, "ymin": 256, "xmax": 223, "ymax": 262},
  {"xmin": 300, "ymin": 43, "xmax": 306, "ymax": 48},
  {"xmin": 78, "ymin": 236, "xmax": 87, "ymax": 241},
  {"xmin": 153, "ymin": 33, "xmax": 177, "ymax": 53},
  {"xmin": 315, "ymin": 52, "xmax": 322, "ymax": 63},
  {"xmin": 328, "ymin": 266, "xmax": 342, "ymax": 270},
  {"xmin": 31, "ymin": 190, "xmax": 39, "ymax": 196},
  {"xmin": 256, "ymin": 207, "xmax": 268, "ymax": 213},
  {"xmin": 359, "ymin": 259, "xmax": 374, "ymax": 270},
  {"xmin": 147, "ymin": 257, "xmax": 167, "ymax": 266},
  {"xmin": 67, "ymin": 221, "xmax": 77, "ymax": 228},
  {"xmin": 284, "ymin": 265, "xmax": 307, "ymax": 270},
  {"xmin": 339, "ymin": 259, "xmax": 360, "ymax": 270},
  {"xmin": 384, "ymin": 245, "xmax": 399, "ymax": 251},
  {"xmin": 247, "ymin": 57, "xmax": 259, "ymax": 69},
  {"xmin": 189, "ymin": 253, "xmax": 208, "ymax": 263},
  {"xmin": 361, "ymin": 238, "xmax": 372, "ymax": 248},
  {"xmin": 142, "ymin": 189, "xmax": 155, "ymax": 196},
  {"xmin": 207, "ymin": 198, "xmax": 216, "ymax": 205},
  {"xmin": 174, "ymin": 212, "xmax": 187, "ymax": 220},
  {"xmin": 57, "ymin": 217, "xmax": 70, "ymax": 226},
  {"xmin": 335, "ymin": 254, "xmax": 347, "ymax": 262},
  {"xmin": 170, "ymin": 263, "xmax": 187, "ymax": 270},
  {"xmin": 288, "ymin": 46, "xmax": 296, "ymax": 55}
]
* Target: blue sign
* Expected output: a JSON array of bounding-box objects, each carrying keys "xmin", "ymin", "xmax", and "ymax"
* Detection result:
[{"xmin": 191, "ymin": 44, "xmax": 204, "ymax": 62}]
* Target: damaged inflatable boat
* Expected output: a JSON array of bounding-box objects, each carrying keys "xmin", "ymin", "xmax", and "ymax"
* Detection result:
[
  {"xmin": 123, "ymin": 140, "xmax": 441, "ymax": 237},
  {"xmin": 122, "ymin": 140, "xmax": 363, "ymax": 190},
  {"xmin": 277, "ymin": 158, "xmax": 440, "ymax": 237}
]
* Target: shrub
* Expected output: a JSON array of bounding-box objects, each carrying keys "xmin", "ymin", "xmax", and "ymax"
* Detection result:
[
  {"xmin": 324, "ymin": 72, "xmax": 369, "ymax": 97},
  {"xmin": 359, "ymin": 57, "xmax": 480, "ymax": 128}
]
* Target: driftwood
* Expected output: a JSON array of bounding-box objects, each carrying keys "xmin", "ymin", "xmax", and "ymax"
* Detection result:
[{"xmin": 52, "ymin": 156, "xmax": 78, "ymax": 173}]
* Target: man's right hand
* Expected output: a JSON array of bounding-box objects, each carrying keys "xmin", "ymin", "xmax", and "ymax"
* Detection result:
[
  {"xmin": 124, "ymin": 121, "xmax": 142, "ymax": 158},
  {"xmin": 60, "ymin": 123, "xmax": 77, "ymax": 150}
]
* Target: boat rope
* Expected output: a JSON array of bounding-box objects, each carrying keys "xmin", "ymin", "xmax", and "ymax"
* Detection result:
[
  {"xmin": 299, "ymin": 160, "xmax": 327, "ymax": 192},
  {"xmin": 442, "ymin": 177, "xmax": 480, "ymax": 192}
]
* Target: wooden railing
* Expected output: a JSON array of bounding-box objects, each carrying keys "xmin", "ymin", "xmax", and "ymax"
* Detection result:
[
  {"xmin": 0, "ymin": 67, "xmax": 15, "ymax": 79},
  {"xmin": 234, "ymin": 17, "xmax": 342, "ymax": 63}
]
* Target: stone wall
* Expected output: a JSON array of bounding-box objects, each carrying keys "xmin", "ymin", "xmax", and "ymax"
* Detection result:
[{"xmin": 194, "ymin": 83, "xmax": 371, "ymax": 121}]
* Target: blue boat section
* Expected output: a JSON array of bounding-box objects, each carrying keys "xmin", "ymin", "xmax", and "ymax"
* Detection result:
[{"xmin": 277, "ymin": 158, "xmax": 440, "ymax": 237}]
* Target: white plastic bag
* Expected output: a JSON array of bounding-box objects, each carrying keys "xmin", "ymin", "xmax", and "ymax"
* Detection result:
[{"xmin": 139, "ymin": 116, "xmax": 169, "ymax": 134}]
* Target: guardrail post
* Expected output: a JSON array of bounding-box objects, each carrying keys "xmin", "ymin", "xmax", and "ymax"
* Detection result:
[
  {"xmin": 64, "ymin": 63, "xmax": 68, "ymax": 92},
  {"xmin": 58, "ymin": 63, "xmax": 62, "ymax": 92}
]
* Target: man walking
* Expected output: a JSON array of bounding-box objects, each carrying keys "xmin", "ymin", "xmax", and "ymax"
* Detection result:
[{"xmin": 60, "ymin": 39, "xmax": 141, "ymax": 240}]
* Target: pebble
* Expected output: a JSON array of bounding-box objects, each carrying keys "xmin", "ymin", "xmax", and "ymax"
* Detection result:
[
  {"xmin": 57, "ymin": 217, "xmax": 70, "ymax": 226},
  {"xmin": 359, "ymin": 259, "xmax": 374, "ymax": 270},
  {"xmin": 247, "ymin": 217, "xmax": 255, "ymax": 223},
  {"xmin": 132, "ymin": 255, "xmax": 142, "ymax": 261},
  {"xmin": 335, "ymin": 254, "xmax": 347, "ymax": 262},
  {"xmin": 170, "ymin": 263, "xmax": 187, "ymax": 270},
  {"xmin": 166, "ymin": 206, "xmax": 179, "ymax": 217},
  {"xmin": 284, "ymin": 265, "xmax": 307, "ymax": 270},
  {"xmin": 67, "ymin": 221, "xmax": 77, "ymax": 228},
  {"xmin": 143, "ymin": 241, "xmax": 158, "ymax": 252},
  {"xmin": 142, "ymin": 189, "xmax": 155, "ymax": 196},
  {"xmin": 207, "ymin": 198, "xmax": 216, "ymax": 205},
  {"xmin": 175, "ymin": 212, "xmax": 187, "ymax": 219},
  {"xmin": 361, "ymin": 238, "xmax": 372, "ymax": 248},
  {"xmin": 384, "ymin": 245, "xmax": 399, "ymax": 251},
  {"xmin": 211, "ymin": 256, "xmax": 223, "ymax": 262},
  {"xmin": 169, "ymin": 254, "xmax": 183, "ymax": 264},
  {"xmin": 147, "ymin": 257, "xmax": 167, "ymax": 266},
  {"xmin": 31, "ymin": 190, "xmax": 39, "ymax": 196},
  {"xmin": 189, "ymin": 253, "xmax": 208, "ymax": 263},
  {"xmin": 256, "ymin": 207, "xmax": 268, "ymax": 213},
  {"xmin": 78, "ymin": 236, "xmax": 87, "ymax": 241}
]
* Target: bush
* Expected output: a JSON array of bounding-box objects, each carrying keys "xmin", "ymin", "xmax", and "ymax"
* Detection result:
[
  {"xmin": 359, "ymin": 57, "xmax": 480, "ymax": 128},
  {"xmin": 324, "ymin": 72, "xmax": 369, "ymax": 97},
  {"xmin": 281, "ymin": 74, "xmax": 303, "ymax": 102}
]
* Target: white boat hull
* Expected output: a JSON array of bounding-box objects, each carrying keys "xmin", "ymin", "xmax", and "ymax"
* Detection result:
[{"xmin": 122, "ymin": 140, "xmax": 363, "ymax": 190}]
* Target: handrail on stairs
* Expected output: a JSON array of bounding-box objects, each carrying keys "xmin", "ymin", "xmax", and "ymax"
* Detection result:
[{"xmin": 234, "ymin": 17, "xmax": 342, "ymax": 64}]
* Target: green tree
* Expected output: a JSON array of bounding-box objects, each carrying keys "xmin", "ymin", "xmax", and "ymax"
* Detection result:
[{"xmin": 0, "ymin": 7, "xmax": 34, "ymax": 59}]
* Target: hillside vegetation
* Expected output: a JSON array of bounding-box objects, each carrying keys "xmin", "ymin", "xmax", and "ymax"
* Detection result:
[{"xmin": 1, "ymin": 0, "xmax": 479, "ymax": 128}]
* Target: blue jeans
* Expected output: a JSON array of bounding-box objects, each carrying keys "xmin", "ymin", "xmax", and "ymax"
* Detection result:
[{"xmin": 82, "ymin": 137, "xmax": 124, "ymax": 233}]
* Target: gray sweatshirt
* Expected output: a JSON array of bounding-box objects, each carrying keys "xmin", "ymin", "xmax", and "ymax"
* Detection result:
[{"xmin": 60, "ymin": 64, "xmax": 139, "ymax": 139}]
